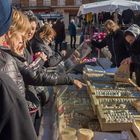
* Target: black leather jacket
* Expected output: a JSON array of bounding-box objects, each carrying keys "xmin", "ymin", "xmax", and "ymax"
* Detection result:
[
  {"xmin": 0, "ymin": 72, "xmax": 37, "ymax": 140},
  {"xmin": 2, "ymin": 47, "xmax": 73, "ymax": 87},
  {"xmin": 0, "ymin": 47, "xmax": 25, "ymax": 96}
]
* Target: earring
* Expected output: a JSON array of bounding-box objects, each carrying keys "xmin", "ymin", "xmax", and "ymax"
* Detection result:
[{"xmin": 2, "ymin": 36, "xmax": 8, "ymax": 47}]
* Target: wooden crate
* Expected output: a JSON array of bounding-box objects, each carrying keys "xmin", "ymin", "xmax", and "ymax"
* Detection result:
[
  {"xmin": 97, "ymin": 106, "xmax": 132, "ymax": 131},
  {"xmin": 132, "ymin": 120, "xmax": 140, "ymax": 140}
]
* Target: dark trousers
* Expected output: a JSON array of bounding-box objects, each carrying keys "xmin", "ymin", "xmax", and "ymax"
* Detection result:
[
  {"xmin": 70, "ymin": 35, "xmax": 76, "ymax": 49},
  {"xmin": 55, "ymin": 39, "xmax": 63, "ymax": 52},
  {"xmin": 55, "ymin": 42, "xmax": 62, "ymax": 52}
]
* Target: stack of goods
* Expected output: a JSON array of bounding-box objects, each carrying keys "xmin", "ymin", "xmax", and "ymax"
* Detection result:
[
  {"xmin": 83, "ymin": 65, "xmax": 115, "ymax": 83},
  {"xmin": 84, "ymin": 65, "xmax": 105, "ymax": 74},
  {"xmin": 84, "ymin": 64, "xmax": 140, "ymax": 132},
  {"xmin": 87, "ymin": 76, "xmax": 140, "ymax": 131},
  {"xmin": 55, "ymin": 86, "xmax": 100, "ymax": 136}
]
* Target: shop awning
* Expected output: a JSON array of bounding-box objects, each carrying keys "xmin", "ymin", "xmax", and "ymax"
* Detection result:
[{"xmin": 77, "ymin": 0, "xmax": 140, "ymax": 16}]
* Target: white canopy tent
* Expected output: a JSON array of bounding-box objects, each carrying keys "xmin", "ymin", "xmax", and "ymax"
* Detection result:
[{"xmin": 77, "ymin": 0, "xmax": 140, "ymax": 16}]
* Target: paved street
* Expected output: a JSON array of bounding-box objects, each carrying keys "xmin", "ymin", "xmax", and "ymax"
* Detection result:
[{"xmin": 66, "ymin": 33, "xmax": 80, "ymax": 44}]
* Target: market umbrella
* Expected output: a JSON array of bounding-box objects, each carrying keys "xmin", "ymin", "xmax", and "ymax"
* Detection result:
[{"xmin": 77, "ymin": 0, "xmax": 140, "ymax": 16}]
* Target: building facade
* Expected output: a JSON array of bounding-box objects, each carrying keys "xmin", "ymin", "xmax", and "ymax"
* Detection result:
[{"xmin": 11, "ymin": 0, "xmax": 95, "ymax": 28}]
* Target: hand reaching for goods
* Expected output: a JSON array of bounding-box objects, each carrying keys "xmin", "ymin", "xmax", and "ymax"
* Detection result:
[
  {"xmin": 121, "ymin": 57, "xmax": 132, "ymax": 65},
  {"xmin": 35, "ymin": 52, "xmax": 47, "ymax": 61},
  {"xmin": 61, "ymin": 50, "xmax": 67, "ymax": 57},
  {"xmin": 73, "ymin": 80, "xmax": 87, "ymax": 89}
]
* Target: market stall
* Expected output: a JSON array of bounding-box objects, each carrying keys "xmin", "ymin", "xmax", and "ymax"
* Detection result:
[
  {"xmin": 83, "ymin": 63, "xmax": 140, "ymax": 139},
  {"xmin": 39, "ymin": 36, "xmax": 140, "ymax": 140},
  {"xmin": 47, "ymin": 43, "xmax": 140, "ymax": 139},
  {"xmin": 53, "ymin": 63, "xmax": 140, "ymax": 139}
]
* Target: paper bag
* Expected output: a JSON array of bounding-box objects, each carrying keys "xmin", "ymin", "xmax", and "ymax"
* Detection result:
[{"xmin": 114, "ymin": 64, "xmax": 130, "ymax": 82}]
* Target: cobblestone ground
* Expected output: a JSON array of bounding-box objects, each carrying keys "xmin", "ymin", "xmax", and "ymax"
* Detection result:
[
  {"xmin": 65, "ymin": 33, "xmax": 80, "ymax": 46},
  {"xmin": 65, "ymin": 33, "xmax": 81, "ymax": 58}
]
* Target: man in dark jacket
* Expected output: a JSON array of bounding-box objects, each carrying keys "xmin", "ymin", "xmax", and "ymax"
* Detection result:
[
  {"xmin": 53, "ymin": 18, "xmax": 66, "ymax": 52},
  {"xmin": 68, "ymin": 19, "xmax": 77, "ymax": 49},
  {"xmin": 121, "ymin": 24, "xmax": 140, "ymax": 86}
]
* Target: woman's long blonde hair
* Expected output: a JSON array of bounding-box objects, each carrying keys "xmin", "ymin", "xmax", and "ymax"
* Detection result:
[
  {"xmin": 104, "ymin": 20, "xmax": 120, "ymax": 33},
  {"xmin": 5, "ymin": 9, "xmax": 31, "ymax": 53},
  {"xmin": 9, "ymin": 8, "xmax": 31, "ymax": 39},
  {"xmin": 38, "ymin": 23, "xmax": 56, "ymax": 41}
]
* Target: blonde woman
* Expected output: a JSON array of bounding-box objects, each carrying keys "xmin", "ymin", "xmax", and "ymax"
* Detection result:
[
  {"xmin": 0, "ymin": 5, "xmax": 37, "ymax": 140},
  {"xmin": 91, "ymin": 19, "xmax": 129, "ymax": 67},
  {"xmin": 10, "ymin": 8, "xmax": 31, "ymax": 36},
  {"xmin": 0, "ymin": 8, "xmax": 31, "ymax": 52},
  {"xmin": 0, "ymin": 9, "xmax": 31, "ymax": 95}
]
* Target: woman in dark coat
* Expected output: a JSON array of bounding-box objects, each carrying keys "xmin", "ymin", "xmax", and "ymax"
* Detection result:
[
  {"xmin": 0, "ymin": 4, "xmax": 37, "ymax": 140},
  {"xmin": 31, "ymin": 23, "xmax": 65, "ymax": 67},
  {"xmin": 91, "ymin": 20, "xmax": 129, "ymax": 67}
]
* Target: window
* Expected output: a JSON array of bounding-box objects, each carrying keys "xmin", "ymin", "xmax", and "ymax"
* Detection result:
[
  {"xmin": 58, "ymin": 0, "xmax": 65, "ymax": 6},
  {"xmin": 65, "ymin": 0, "xmax": 74, "ymax": 6},
  {"xmin": 29, "ymin": 0, "xmax": 37, "ymax": 6},
  {"xmin": 43, "ymin": 0, "xmax": 51, "ymax": 6},
  {"xmin": 51, "ymin": 0, "xmax": 57, "ymax": 6},
  {"xmin": 75, "ymin": 0, "xmax": 82, "ymax": 6}
]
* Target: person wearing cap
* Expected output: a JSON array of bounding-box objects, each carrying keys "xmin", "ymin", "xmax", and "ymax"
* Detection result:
[
  {"xmin": 0, "ymin": 1, "xmax": 37, "ymax": 140},
  {"xmin": 121, "ymin": 24, "xmax": 140, "ymax": 86}
]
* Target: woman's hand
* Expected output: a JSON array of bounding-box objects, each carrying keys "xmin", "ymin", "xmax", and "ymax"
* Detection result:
[
  {"xmin": 73, "ymin": 79, "xmax": 87, "ymax": 89},
  {"xmin": 61, "ymin": 50, "xmax": 67, "ymax": 57},
  {"xmin": 121, "ymin": 57, "xmax": 132, "ymax": 65},
  {"xmin": 35, "ymin": 52, "xmax": 47, "ymax": 61},
  {"xmin": 40, "ymin": 52, "xmax": 48, "ymax": 61}
]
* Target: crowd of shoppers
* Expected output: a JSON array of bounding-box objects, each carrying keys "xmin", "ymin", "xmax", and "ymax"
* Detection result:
[{"xmin": 2, "ymin": 0, "xmax": 140, "ymax": 139}]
